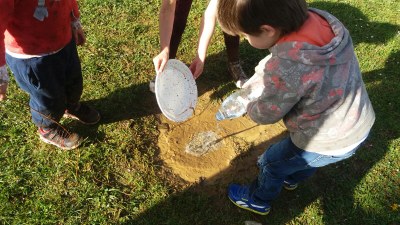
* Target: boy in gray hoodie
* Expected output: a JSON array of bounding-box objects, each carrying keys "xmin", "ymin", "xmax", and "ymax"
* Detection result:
[{"xmin": 217, "ymin": 0, "xmax": 375, "ymax": 215}]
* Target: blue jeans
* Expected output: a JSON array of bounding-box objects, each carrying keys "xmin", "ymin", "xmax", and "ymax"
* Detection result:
[
  {"xmin": 6, "ymin": 39, "xmax": 83, "ymax": 128},
  {"xmin": 251, "ymin": 137, "xmax": 360, "ymax": 204}
]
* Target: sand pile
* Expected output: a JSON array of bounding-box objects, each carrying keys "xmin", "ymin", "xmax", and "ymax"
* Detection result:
[{"xmin": 157, "ymin": 90, "xmax": 287, "ymax": 183}]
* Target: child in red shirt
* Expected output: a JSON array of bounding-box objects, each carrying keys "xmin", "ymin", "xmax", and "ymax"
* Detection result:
[{"xmin": 0, "ymin": 0, "xmax": 100, "ymax": 150}]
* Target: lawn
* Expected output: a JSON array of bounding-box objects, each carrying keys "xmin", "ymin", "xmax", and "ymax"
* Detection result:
[{"xmin": 0, "ymin": 0, "xmax": 399, "ymax": 224}]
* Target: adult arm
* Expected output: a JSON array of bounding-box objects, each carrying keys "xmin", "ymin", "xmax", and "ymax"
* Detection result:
[
  {"xmin": 189, "ymin": 0, "xmax": 218, "ymax": 78},
  {"xmin": 153, "ymin": 0, "xmax": 176, "ymax": 74}
]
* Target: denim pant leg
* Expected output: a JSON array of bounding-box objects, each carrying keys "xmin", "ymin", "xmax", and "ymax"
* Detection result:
[
  {"xmin": 6, "ymin": 39, "xmax": 83, "ymax": 128},
  {"xmin": 285, "ymin": 146, "xmax": 359, "ymax": 184},
  {"xmin": 64, "ymin": 40, "xmax": 83, "ymax": 108},
  {"xmin": 253, "ymin": 137, "xmax": 359, "ymax": 204},
  {"xmin": 285, "ymin": 168, "xmax": 317, "ymax": 185}
]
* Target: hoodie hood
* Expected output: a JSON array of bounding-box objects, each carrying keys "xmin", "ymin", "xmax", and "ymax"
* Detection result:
[{"xmin": 269, "ymin": 8, "xmax": 354, "ymax": 66}]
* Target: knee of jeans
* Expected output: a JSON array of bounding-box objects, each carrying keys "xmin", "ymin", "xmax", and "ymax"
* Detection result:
[
  {"xmin": 257, "ymin": 152, "xmax": 267, "ymax": 169},
  {"xmin": 257, "ymin": 165, "xmax": 285, "ymax": 190},
  {"xmin": 257, "ymin": 145, "xmax": 274, "ymax": 168}
]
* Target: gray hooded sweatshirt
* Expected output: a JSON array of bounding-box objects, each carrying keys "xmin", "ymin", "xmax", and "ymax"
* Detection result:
[{"xmin": 247, "ymin": 8, "xmax": 375, "ymax": 153}]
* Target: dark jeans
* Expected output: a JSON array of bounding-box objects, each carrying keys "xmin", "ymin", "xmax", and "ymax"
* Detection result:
[
  {"xmin": 6, "ymin": 39, "xmax": 83, "ymax": 128},
  {"xmin": 252, "ymin": 137, "xmax": 360, "ymax": 204},
  {"xmin": 171, "ymin": 0, "xmax": 240, "ymax": 62}
]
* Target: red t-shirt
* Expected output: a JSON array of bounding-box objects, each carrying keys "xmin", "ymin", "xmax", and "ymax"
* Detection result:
[{"xmin": 0, "ymin": 0, "xmax": 80, "ymax": 66}]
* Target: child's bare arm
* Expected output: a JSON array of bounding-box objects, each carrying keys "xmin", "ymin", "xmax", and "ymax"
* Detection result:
[
  {"xmin": 189, "ymin": 0, "xmax": 218, "ymax": 78},
  {"xmin": 153, "ymin": 0, "xmax": 176, "ymax": 75}
]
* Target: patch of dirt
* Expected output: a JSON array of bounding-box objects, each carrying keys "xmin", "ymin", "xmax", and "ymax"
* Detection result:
[{"xmin": 157, "ymin": 89, "xmax": 287, "ymax": 185}]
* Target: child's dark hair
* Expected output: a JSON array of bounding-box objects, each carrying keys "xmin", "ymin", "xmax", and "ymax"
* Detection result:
[{"xmin": 217, "ymin": 0, "xmax": 309, "ymax": 36}]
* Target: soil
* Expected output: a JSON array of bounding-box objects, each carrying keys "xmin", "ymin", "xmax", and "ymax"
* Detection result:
[{"xmin": 157, "ymin": 89, "xmax": 288, "ymax": 186}]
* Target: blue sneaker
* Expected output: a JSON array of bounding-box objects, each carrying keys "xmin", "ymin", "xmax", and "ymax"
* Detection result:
[
  {"xmin": 283, "ymin": 181, "xmax": 298, "ymax": 191},
  {"xmin": 228, "ymin": 184, "xmax": 271, "ymax": 215}
]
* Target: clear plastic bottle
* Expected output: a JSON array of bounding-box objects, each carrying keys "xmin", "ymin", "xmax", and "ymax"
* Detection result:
[
  {"xmin": 215, "ymin": 86, "xmax": 263, "ymax": 121},
  {"xmin": 215, "ymin": 55, "xmax": 271, "ymax": 121},
  {"xmin": 216, "ymin": 69, "xmax": 265, "ymax": 121}
]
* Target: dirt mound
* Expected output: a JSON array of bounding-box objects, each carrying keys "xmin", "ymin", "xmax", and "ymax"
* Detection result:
[{"xmin": 157, "ymin": 90, "xmax": 287, "ymax": 184}]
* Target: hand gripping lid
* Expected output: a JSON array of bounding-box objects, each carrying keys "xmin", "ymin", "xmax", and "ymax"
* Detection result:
[{"xmin": 155, "ymin": 59, "xmax": 198, "ymax": 122}]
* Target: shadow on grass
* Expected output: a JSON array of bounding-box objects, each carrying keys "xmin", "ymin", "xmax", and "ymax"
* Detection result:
[
  {"xmin": 119, "ymin": 2, "xmax": 400, "ymax": 225},
  {"xmin": 124, "ymin": 53, "xmax": 400, "ymax": 225}
]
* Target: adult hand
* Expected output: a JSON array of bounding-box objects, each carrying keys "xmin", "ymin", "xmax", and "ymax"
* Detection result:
[
  {"xmin": 0, "ymin": 65, "xmax": 9, "ymax": 101},
  {"xmin": 72, "ymin": 19, "xmax": 86, "ymax": 46},
  {"xmin": 189, "ymin": 55, "xmax": 205, "ymax": 79},
  {"xmin": 153, "ymin": 48, "xmax": 169, "ymax": 75}
]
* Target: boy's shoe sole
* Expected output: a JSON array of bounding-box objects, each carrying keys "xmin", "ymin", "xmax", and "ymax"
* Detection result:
[
  {"xmin": 63, "ymin": 113, "xmax": 100, "ymax": 125},
  {"xmin": 228, "ymin": 184, "xmax": 271, "ymax": 216},
  {"xmin": 283, "ymin": 181, "xmax": 298, "ymax": 191},
  {"xmin": 63, "ymin": 103, "xmax": 101, "ymax": 125},
  {"xmin": 228, "ymin": 196, "xmax": 271, "ymax": 216}
]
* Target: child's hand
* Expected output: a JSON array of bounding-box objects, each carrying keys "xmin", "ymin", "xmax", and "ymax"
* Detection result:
[
  {"xmin": 153, "ymin": 49, "xmax": 169, "ymax": 75},
  {"xmin": 72, "ymin": 19, "xmax": 86, "ymax": 46},
  {"xmin": 189, "ymin": 55, "xmax": 205, "ymax": 79},
  {"xmin": 0, "ymin": 65, "xmax": 9, "ymax": 101},
  {"xmin": 0, "ymin": 83, "xmax": 8, "ymax": 101}
]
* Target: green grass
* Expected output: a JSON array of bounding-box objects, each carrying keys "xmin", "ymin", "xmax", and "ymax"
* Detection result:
[{"xmin": 0, "ymin": 0, "xmax": 399, "ymax": 224}]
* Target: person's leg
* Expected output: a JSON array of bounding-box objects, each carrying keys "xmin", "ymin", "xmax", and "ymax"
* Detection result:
[
  {"xmin": 227, "ymin": 137, "xmax": 308, "ymax": 215},
  {"xmin": 253, "ymin": 137, "xmax": 361, "ymax": 203},
  {"xmin": 63, "ymin": 39, "xmax": 100, "ymax": 125},
  {"xmin": 6, "ymin": 48, "xmax": 82, "ymax": 150},
  {"xmin": 64, "ymin": 39, "xmax": 83, "ymax": 108},
  {"xmin": 252, "ymin": 137, "xmax": 313, "ymax": 204},
  {"xmin": 222, "ymin": 32, "xmax": 248, "ymax": 88},
  {"xmin": 169, "ymin": 0, "xmax": 193, "ymax": 59},
  {"xmin": 223, "ymin": 32, "xmax": 240, "ymax": 62},
  {"xmin": 6, "ymin": 54, "xmax": 66, "ymax": 128},
  {"xmin": 229, "ymin": 137, "xmax": 362, "ymax": 214},
  {"xmin": 285, "ymin": 168, "xmax": 317, "ymax": 185}
]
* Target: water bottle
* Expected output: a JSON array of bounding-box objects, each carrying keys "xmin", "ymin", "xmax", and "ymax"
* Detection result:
[
  {"xmin": 216, "ymin": 69, "xmax": 265, "ymax": 121},
  {"xmin": 215, "ymin": 86, "xmax": 263, "ymax": 121}
]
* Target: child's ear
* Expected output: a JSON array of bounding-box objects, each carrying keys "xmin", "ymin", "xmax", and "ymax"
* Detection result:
[{"xmin": 260, "ymin": 25, "xmax": 279, "ymax": 37}]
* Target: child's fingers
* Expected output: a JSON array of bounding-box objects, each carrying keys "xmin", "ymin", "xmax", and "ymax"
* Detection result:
[
  {"xmin": 158, "ymin": 59, "xmax": 167, "ymax": 74},
  {"xmin": 0, "ymin": 94, "xmax": 6, "ymax": 101},
  {"xmin": 153, "ymin": 59, "xmax": 162, "ymax": 74},
  {"xmin": 189, "ymin": 63, "xmax": 198, "ymax": 77},
  {"xmin": 78, "ymin": 33, "xmax": 86, "ymax": 45},
  {"xmin": 73, "ymin": 32, "xmax": 79, "ymax": 45},
  {"xmin": 194, "ymin": 67, "xmax": 203, "ymax": 79},
  {"xmin": 0, "ymin": 84, "xmax": 7, "ymax": 101},
  {"xmin": 189, "ymin": 64, "xmax": 196, "ymax": 75},
  {"xmin": 190, "ymin": 61, "xmax": 204, "ymax": 79}
]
